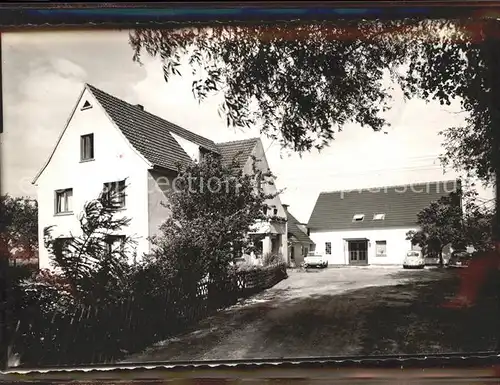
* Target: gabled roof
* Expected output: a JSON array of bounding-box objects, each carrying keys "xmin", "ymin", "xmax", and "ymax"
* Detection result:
[
  {"xmin": 216, "ymin": 138, "xmax": 260, "ymax": 169},
  {"xmin": 32, "ymin": 83, "xmax": 262, "ymax": 185},
  {"xmin": 308, "ymin": 180, "xmax": 461, "ymax": 231},
  {"xmin": 285, "ymin": 207, "xmax": 314, "ymax": 245},
  {"xmin": 86, "ymin": 84, "xmax": 220, "ymax": 171}
]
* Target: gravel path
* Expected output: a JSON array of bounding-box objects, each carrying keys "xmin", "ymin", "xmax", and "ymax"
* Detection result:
[{"xmin": 121, "ymin": 267, "xmax": 452, "ymax": 363}]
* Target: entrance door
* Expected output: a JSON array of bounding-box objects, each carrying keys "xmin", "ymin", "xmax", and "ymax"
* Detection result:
[{"xmin": 348, "ymin": 240, "xmax": 368, "ymax": 265}]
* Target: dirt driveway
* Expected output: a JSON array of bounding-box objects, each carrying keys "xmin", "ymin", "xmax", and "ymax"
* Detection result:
[{"xmin": 121, "ymin": 266, "xmax": 489, "ymax": 363}]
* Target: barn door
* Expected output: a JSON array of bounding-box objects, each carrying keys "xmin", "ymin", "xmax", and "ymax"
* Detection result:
[{"xmin": 348, "ymin": 240, "xmax": 368, "ymax": 265}]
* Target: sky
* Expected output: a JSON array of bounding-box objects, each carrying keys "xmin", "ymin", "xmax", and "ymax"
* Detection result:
[{"xmin": 1, "ymin": 30, "xmax": 494, "ymax": 223}]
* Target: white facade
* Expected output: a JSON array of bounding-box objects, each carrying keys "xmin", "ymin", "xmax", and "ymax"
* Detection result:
[
  {"xmin": 244, "ymin": 140, "xmax": 288, "ymax": 263},
  {"xmin": 34, "ymin": 89, "xmax": 152, "ymax": 269},
  {"xmin": 310, "ymin": 227, "xmax": 419, "ymax": 265}
]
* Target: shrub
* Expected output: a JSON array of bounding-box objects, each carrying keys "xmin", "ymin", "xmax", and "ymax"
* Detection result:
[
  {"xmin": 43, "ymin": 185, "xmax": 136, "ymax": 305},
  {"xmin": 235, "ymin": 261, "xmax": 259, "ymax": 272},
  {"xmin": 35, "ymin": 268, "xmax": 75, "ymax": 297},
  {"xmin": 263, "ymin": 252, "xmax": 283, "ymax": 266}
]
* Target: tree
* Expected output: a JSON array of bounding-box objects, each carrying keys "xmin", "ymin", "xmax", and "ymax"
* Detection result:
[
  {"xmin": 0, "ymin": 194, "xmax": 38, "ymax": 264},
  {"xmin": 129, "ymin": 18, "xmax": 500, "ymax": 237},
  {"xmin": 407, "ymin": 185, "xmax": 495, "ymax": 263},
  {"xmin": 43, "ymin": 185, "xmax": 136, "ymax": 304},
  {"xmin": 461, "ymin": 187, "xmax": 495, "ymax": 253},
  {"xmin": 406, "ymin": 190, "xmax": 463, "ymax": 266},
  {"xmin": 147, "ymin": 153, "xmax": 280, "ymax": 291}
]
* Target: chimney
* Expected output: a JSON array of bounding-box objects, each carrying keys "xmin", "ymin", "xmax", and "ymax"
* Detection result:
[
  {"xmin": 136, "ymin": 104, "xmax": 144, "ymax": 111},
  {"xmin": 282, "ymin": 204, "xmax": 289, "ymax": 210}
]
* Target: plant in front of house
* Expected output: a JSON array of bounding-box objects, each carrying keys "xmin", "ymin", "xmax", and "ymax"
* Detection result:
[
  {"xmin": 43, "ymin": 185, "xmax": 137, "ymax": 305},
  {"xmin": 406, "ymin": 188, "xmax": 463, "ymax": 267},
  {"xmin": 148, "ymin": 153, "xmax": 280, "ymax": 294},
  {"xmin": 262, "ymin": 251, "xmax": 284, "ymax": 267},
  {"xmin": 406, "ymin": 185, "xmax": 493, "ymax": 266}
]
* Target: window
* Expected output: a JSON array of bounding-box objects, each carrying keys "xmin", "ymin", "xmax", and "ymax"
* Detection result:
[
  {"xmin": 325, "ymin": 242, "xmax": 332, "ymax": 255},
  {"xmin": 81, "ymin": 100, "xmax": 92, "ymax": 110},
  {"xmin": 103, "ymin": 180, "xmax": 126, "ymax": 209},
  {"xmin": 105, "ymin": 235, "xmax": 126, "ymax": 255},
  {"xmin": 373, "ymin": 213, "xmax": 385, "ymax": 220},
  {"xmin": 376, "ymin": 240, "xmax": 387, "ymax": 257},
  {"xmin": 55, "ymin": 188, "xmax": 73, "ymax": 214},
  {"xmin": 266, "ymin": 205, "xmax": 277, "ymax": 216},
  {"xmin": 53, "ymin": 237, "xmax": 74, "ymax": 256},
  {"xmin": 81, "ymin": 134, "xmax": 94, "ymax": 161},
  {"xmin": 352, "ymin": 214, "xmax": 364, "ymax": 222}
]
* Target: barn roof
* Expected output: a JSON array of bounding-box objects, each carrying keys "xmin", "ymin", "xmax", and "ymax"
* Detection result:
[{"xmin": 308, "ymin": 180, "xmax": 461, "ymax": 231}]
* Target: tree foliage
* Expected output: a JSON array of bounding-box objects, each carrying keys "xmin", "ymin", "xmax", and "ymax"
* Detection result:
[
  {"xmin": 407, "ymin": 184, "xmax": 495, "ymax": 264},
  {"xmin": 406, "ymin": 188, "xmax": 463, "ymax": 265},
  {"xmin": 43, "ymin": 186, "xmax": 136, "ymax": 304},
  {"xmin": 461, "ymin": 187, "xmax": 495, "ymax": 252},
  {"xmin": 129, "ymin": 21, "xmax": 420, "ymax": 152},
  {"xmin": 147, "ymin": 153, "xmax": 280, "ymax": 289},
  {"xmin": 129, "ymin": 19, "xmax": 500, "ymax": 186},
  {"xmin": 0, "ymin": 194, "xmax": 38, "ymax": 263}
]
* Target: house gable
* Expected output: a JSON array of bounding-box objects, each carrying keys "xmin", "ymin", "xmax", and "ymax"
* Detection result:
[
  {"xmin": 284, "ymin": 206, "xmax": 314, "ymax": 245},
  {"xmin": 248, "ymin": 139, "xmax": 287, "ymax": 220},
  {"xmin": 85, "ymin": 84, "xmax": 220, "ymax": 171},
  {"xmin": 308, "ymin": 180, "xmax": 461, "ymax": 232},
  {"xmin": 170, "ymin": 132, "xmax": 201, "ymax": 163},
  {"xmin": 216, "ymin": 138, "xmax": 260, "ymax": 170},
  {"xmin": 32, "ymin": 85, "xmax": 152, "ymax": 185}
]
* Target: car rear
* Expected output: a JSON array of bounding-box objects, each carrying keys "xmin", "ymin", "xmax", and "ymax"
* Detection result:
[
  {"xmin": 447, "ymin": 251, "xmax": 472, "ymax": 268},
  {"xmin": 303, "ymin": 253, "xmax": 328, "ymax": 268},
  {"xmin": 403, "ymin": 251, "xmax": 425, "ymax": 269}
]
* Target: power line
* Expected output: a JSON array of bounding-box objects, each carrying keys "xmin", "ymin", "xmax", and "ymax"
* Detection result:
[{"xmin": 278, "ymin": 164, "xmax": 446, "ymax": 182}]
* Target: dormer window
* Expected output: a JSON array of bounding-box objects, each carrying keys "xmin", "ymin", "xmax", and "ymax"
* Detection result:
[
  {"xmin": 81, "ymin": 134, "xmax": 94, "ymax": 161},
  {"xmin": 266, "ymin": 205, "xmax": 277, "ymax": 216},
  {"xmin": 373, "ymin": 213, "xmax": 386, "ymax": 220},
  {"xmin": 81, "ymin": 100, "xmax": 92, "ymax": 111},
  {"xmin": 352, "ymin": 214, "xmax": 364, "ymax": 222}
]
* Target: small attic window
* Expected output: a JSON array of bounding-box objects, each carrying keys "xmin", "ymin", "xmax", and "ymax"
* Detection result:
[
  {"xmin": 353, "ymin": 214, "xmax": 364, "ymax": 222},
  {"xmin": 373, "ymin": 213, "xmax": 386, "ymax": 220},
  {"xmin": 81, "ymin": 100, "xmax": 92, "ymax": 111}
]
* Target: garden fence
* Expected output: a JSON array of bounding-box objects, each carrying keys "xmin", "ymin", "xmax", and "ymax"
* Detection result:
[{"xmin": 9, "ymin": 262, "xmax": 287, "ymax": 367}]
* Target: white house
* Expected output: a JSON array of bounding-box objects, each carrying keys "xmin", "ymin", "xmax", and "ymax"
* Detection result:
[
  {"xmin": 307, "ymin": 180, "xmax": 461, "ymax": 266},
  {"xmin": 32, "ymin": 83, "xmax": 287, "ymax": 269},
  {"xmin": 283, "ymin": 204, "xmax": 315, "ymax": 267}
]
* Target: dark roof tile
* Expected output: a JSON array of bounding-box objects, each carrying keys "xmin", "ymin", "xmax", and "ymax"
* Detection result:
[
  {"xmin": 216, "ymin": 138, "xmax": 259, "ymax": 169},
  {"xmin": 285, "ymin": 207, "xmax": 315, "ymax": 244},
  {"xmin": 86, "ymin": 84, "xmax": 219, "ymax": 171}
]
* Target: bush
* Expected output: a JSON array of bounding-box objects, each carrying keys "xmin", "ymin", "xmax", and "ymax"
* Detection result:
[
  {"xmin": 235, "ymin": 261, "xmax": 259, "ymax": 272},
  {"xmin": 263, "ymin": 252, "xmax": 283, "ymax": 266},
  {"xmin": 35, "ymin": 268, "xmax": 75, "ymax": 296}
]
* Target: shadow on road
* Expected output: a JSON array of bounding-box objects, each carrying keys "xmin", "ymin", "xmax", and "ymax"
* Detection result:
[{"xmin": 122, "ymin": 268, "xmax": 499, "ymax": 362}]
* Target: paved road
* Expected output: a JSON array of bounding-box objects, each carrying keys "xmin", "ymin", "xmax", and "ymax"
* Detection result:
[{"xmin": 121, "ymin": 266, "xmax": 448, "ymax": 363}]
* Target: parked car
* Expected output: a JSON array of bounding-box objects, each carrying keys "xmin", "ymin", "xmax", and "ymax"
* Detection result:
[
  {"xmin": 303, "ymin": 252, "xmax": 328, "ymax": 268},
  {"xmin": 403, "ymin": 250, "xmax": 425, "ymax": 269},
  {"xmin": 424, "ymin": 254, "xmax": 440, "ymax": 266},
  {"xmin": 447, "ymin": 251, "xmax": 473, "ymax": 268}
]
